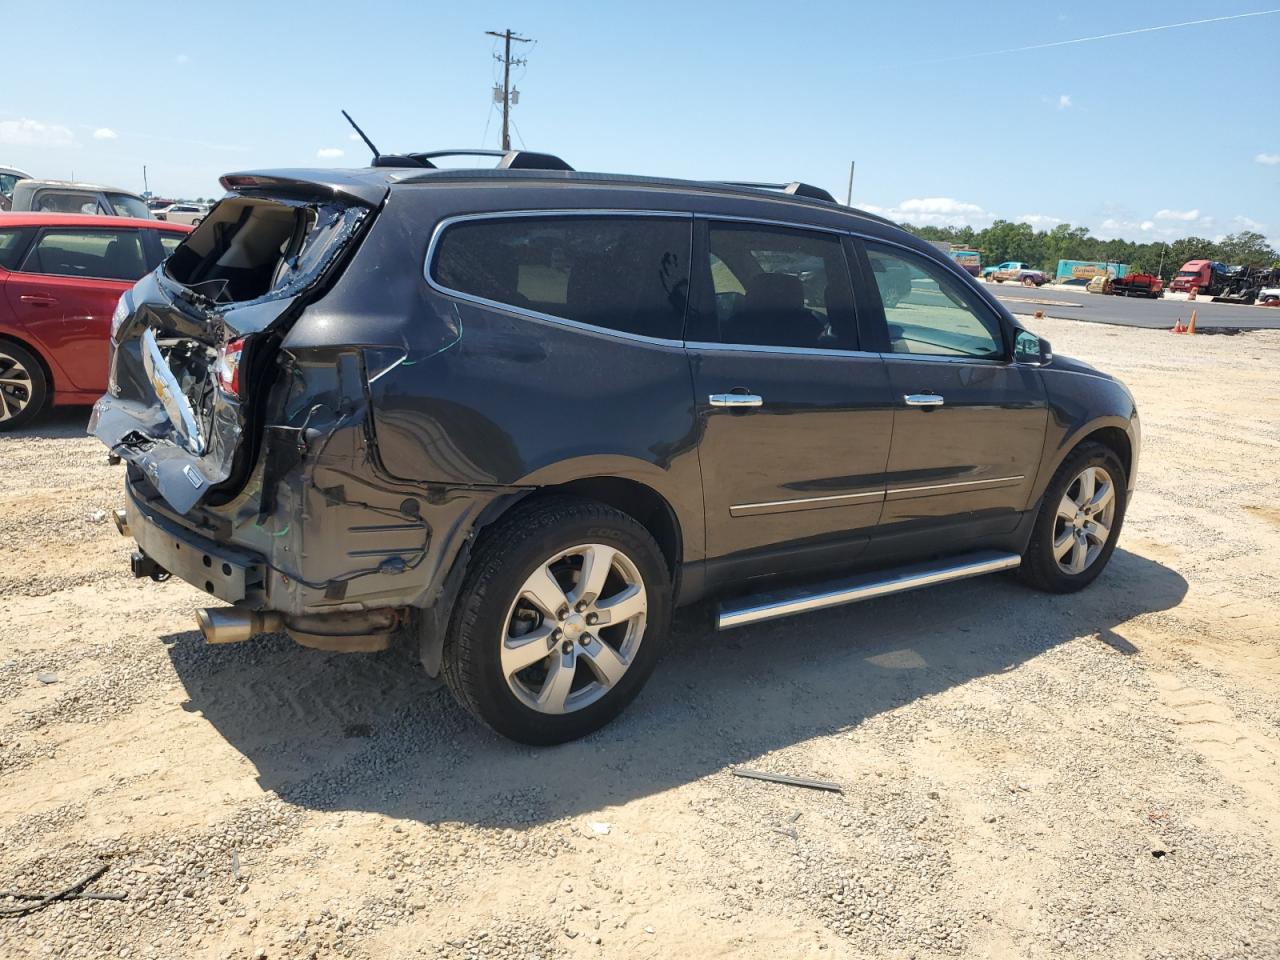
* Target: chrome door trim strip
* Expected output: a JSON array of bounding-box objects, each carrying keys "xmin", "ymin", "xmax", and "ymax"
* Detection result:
[
  {"xmin": 729, "ymin": 489, "xmax": 885, "ymax": 518},
  {"xmin": 716, "ymin": 550, "xmax": 1022, "ymax": 629},
  {"xmin": 423, "ymin": 209, "xmax": 693, "ymax": 349},
  {"xmin": 885, "ymin": 474, "xmax": 1024, "ymax": 497}
]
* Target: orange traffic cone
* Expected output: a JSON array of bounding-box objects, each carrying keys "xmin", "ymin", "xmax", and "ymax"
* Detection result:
[
  {"xmin": 1172, "ymin": 318, "xmax": 1186, "ymax": 334},
  {"xmin": 1187, "ymin": 310, "xmax": 1197, "ymax": 335}
]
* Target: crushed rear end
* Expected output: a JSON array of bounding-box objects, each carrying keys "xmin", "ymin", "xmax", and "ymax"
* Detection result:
[{"xmin": 91, "ymin": 171, "xmax": 419, "ymax": 650}]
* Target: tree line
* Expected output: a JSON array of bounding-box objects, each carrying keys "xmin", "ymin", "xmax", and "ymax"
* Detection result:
[{"xmin": 898, "ymin": 220, "xmax": 1279, "ymax": 280}]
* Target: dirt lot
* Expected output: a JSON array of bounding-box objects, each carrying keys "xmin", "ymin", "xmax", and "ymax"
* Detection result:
[{"xmin": 2, "ymin": 317, "xmax": 1279, "ymax": 960}]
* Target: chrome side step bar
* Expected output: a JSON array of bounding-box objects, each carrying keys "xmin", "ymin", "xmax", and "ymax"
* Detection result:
[{"xmin": 716, "ymin": 550, "xmax": 1021, "ymax": 630}]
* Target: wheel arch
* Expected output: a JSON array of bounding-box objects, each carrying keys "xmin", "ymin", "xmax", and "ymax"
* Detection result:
[
  {"xmin": 1035, "ymin": 415, "xmax": 1137, "ymax": 506},
  {"xmin": 416, "ymin": 473, "xmax": 687, "ymax": 677},
  {"xmin": 0, "ymin": 330, "xmax": 56, "ymax": 396}
]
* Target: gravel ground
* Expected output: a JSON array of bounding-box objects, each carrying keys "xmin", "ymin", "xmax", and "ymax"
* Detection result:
[{"xmin": 2, "ymin": 317, "xmax": 1279, "ymax": 960}]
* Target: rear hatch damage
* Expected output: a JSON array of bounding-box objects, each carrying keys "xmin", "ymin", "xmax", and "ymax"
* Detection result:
[{"xmin": 92, "ymin": 176, "xmax": 379, "ymax": 513}]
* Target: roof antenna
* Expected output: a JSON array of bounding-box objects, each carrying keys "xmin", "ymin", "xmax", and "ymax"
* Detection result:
[{"xmin": 341, "ymin": 110, "xmax": 380, "ymax": 160}]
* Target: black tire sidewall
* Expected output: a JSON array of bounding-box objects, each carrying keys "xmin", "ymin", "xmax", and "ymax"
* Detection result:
[
  {"xmin": 0, "ymin": 341, "xmax": 48, "ymax": 430},
  {"xmin": 1024, "ymin": 444, "xmax": 1127, "ymax": 592},
  {"xmin": 447, "ymin": 501, "xmax": 671, "ymax": 745}
]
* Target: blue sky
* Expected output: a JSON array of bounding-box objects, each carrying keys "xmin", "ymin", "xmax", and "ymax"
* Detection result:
[{"xmin": 3, "ymin": 1, "xmax": 1277, "ymax": 243}]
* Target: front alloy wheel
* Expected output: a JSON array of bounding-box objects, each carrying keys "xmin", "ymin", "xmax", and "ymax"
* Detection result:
[
  {"xmin": 502, "ymin": 543, "xmax": 647, "ymax": 715},
  {"xmin": 1053, "ymin": 465, "xmax": 1116, "ymax": 575}
]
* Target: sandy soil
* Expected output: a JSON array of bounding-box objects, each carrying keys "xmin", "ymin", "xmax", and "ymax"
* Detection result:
[{"xmin": 2, "ymin": 317, "xmax": 1279, "ymax": 960}]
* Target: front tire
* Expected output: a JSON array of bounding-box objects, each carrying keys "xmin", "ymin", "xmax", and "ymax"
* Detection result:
[
  {"xmin": 1019, "ymin": 442, "xmax": 1127, "ymax": 593},
  {"xmin": 442, "ymin": 497, "xmax": 672, "ymax": 745},
  {"xmin": 0, "ymin": 342, "xmax": 48, "ymax": 431}
]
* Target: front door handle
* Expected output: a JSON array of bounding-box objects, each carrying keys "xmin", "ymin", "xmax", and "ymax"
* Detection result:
[
  {"xmin": 904, "ymin": 393, "xmax": 945, "ymax": 407},
  {"xmin": 710, "ymin": 393, "xmax": 763, "ymax": 408},
  {"xmin": 19, "ymin": 294, "xmax": 57, "ymax": 306}
]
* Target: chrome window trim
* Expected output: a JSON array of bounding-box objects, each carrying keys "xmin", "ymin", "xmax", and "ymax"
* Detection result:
[
  {"xmin": 423, "ymin": 209, "xmax": 694, "ymax": 349},
  {"xmin": 422, "ymin": 207, "xmax": 1009, "ymax": 358},
  {"xmin": 685, "ymin": 340, "xmax": 881, "ymax": 361},
  {"xmin": 729, "ymin": 489, "xmax": 884, "ymax": 518}
]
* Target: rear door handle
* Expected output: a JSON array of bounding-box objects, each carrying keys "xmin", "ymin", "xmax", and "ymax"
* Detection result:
[
  {"xmin": 19, "ymin": 294, "xmax": 57, "ymax": 306},
  {"xmin": 904, "ymin": 393, "xmax": 945, "ymax": 407},
  {"xmin": 710, "ymin": 393, "xmax": 763, "ymax": 408}
]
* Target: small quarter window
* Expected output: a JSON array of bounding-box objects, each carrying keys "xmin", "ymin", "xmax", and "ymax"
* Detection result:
[
  {"xmin": 431, "ymin": 216, "xmax": 691, "ymax": 340},
  {"xmin": 0, "ymin": 228, "xmax": 34, "ymax": 270},
  {"xmin": 864, "ymin": 243, "xmax": 1004, "ymax": 359},
  {"xmin": 705, "ymin": 222, "xmax": 857, "ymax": 350}
]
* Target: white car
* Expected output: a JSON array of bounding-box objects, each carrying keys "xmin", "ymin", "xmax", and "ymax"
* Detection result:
[
  {"xmin": 1259, "ymin": 287, "xmax": 1280, "ymax": 306},
  {"xmin": 153, "ymin": 202, "xmax": 209, "ymax": 226},
  {"xmin": 0, "ymin": 165, "xmax": 32, "ymax": 210}
]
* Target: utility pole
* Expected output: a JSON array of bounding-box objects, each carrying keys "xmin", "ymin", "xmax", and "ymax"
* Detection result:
[
  {"xmin": 486, "ymin": 28, "xmax": 532, "ymax": 151},
  {"xmin": 845, "ymin": 160, "xmax": 856, "ymax": 206}
]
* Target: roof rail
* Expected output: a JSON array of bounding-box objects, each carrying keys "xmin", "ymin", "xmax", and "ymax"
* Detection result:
[
  {"xmin": 719, "ymin": 180, "xmax": 838, "ymax": 203},
  {"xmin": 372, "ymin": 149, "xmax": 574, "ymax": 171}
]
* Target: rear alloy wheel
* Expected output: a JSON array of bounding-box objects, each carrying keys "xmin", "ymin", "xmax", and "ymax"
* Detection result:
[
  {"xmin": 501, "ymin": 543, "xmax": 648, "ymax": 716},
  {"xmin": 442, "ymin": 497, "xmax": 671, "ymax": 744},
  {"xmin": 1022, "ymin": 276, "xmax": 1036, "ymax": 287},
  {"xmin": 0, "ymin": 342, "xmax": 47, "ymax": 431},
  {"xmin": 1019, "ymin": 442, "xmax": 1126, "ymax": 592}
]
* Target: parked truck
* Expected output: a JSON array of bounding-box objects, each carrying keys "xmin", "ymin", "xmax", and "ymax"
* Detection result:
[{"xmin": 1167, "ymin": 260, "xmax": 1230, "ymax": 296}]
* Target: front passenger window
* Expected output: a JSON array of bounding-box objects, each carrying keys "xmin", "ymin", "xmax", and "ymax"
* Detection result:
[
  {"xmin": 707, "ymin": 223, "xmax": 857, "ymax": 351},
  {"xmin": 864, "ymin": 244, "xmax": 1003, "ymax": 359}
]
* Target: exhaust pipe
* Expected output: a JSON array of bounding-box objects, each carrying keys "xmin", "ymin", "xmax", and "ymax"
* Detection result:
[{"xmin": 196, "ymin": 608, "xmax": 284, "ymax": 645}]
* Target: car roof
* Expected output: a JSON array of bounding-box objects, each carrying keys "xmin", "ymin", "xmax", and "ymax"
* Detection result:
[
  {"xmin": 0, "ymin": 212, "xmax": 190, "ymax": 231},
  {"xmin": 223, "ymin": 164, "xmax": 900, "ymax": 230},
  {"xmin": 12, "ymin": 179, "xmax": 140, "ymax": 193}
]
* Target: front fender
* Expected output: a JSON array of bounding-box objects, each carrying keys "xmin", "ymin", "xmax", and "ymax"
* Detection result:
[{"xmin": 1029, "ymin": 364, "xmax": 1140, "ymax": 506}]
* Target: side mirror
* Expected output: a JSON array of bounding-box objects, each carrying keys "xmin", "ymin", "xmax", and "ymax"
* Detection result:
[{"xmin": 1014, "ymin": 328, "xmax": 1052, "ymax": 366}]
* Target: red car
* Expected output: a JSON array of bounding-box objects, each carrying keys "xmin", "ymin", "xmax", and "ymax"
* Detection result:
[{"xmin": 0, "ymin": 213, "xmax": 191, "ymax": 428}]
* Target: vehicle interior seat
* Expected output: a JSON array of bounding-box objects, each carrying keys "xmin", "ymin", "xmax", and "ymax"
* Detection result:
[
  {"xmin": 102, "ymin": 237, "xmax": 145, "ymax": 281},
  {"xmin": 729, "ymin": 272, "xmax": 824, "ymax": 347}
]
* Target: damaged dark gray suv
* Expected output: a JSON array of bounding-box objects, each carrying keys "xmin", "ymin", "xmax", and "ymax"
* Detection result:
[{"xmin": 94, "ymin": 151, "xmax": 1139, "ymax": 744}]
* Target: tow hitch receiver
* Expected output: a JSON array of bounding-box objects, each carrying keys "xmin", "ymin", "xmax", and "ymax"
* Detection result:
[{"xmin": 130, "ymin": 550, "xmax": 170, "ymax": 582}]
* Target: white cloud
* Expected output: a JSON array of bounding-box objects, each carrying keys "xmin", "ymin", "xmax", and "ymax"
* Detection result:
[
  {"xmin": 1256, "ymin": 153, "xmax": 1280, "ymax": 165},
  {"xmin": 1057, "ymin": 94, "xmax": 1072, "ymax": 110},
  {"xmin": 0, "ymin": 118, "xmax": 76, "ymax": 147},
  {"xmin": 1234, "ymin": 215, "xmax": 1267, "ymax": 232},
  {"xmin": 862, "ymin": 197, "xmax": 993, "ymax": 228},
  {"xmin": 1140, "ymin": 220, "xmax": 1155, "ymax": 231},
  {"xmin": 349, "ymin": 132, "xmax": 362, "ymax": 141},
  {"xmin": 898, "ymin": 197, "xmax": 984, "ymax": 215},
  {"xmin": 92, "ymin": 127, "xmax": 118, "ymax": 140},
  {"xmin": 1154, "ymin": 208, "xmax": 1199, "ymax": 221},
  {"xmin": 174, "ymin": 53, "xmax": 190, "ymax": 64},
  {"xmin": 1016, "ymin": 213, "xmax": 1063, "ymax": 227},
  {"xmin": 316, "ymin": 147, "xmax": 344, "ymax": 159}
]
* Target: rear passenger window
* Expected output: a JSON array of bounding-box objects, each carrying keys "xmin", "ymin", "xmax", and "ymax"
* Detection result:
[
  {"xmin": 705, "ymin": 222, "xmax": 857, "ymax": 350},
  {"xmin": 431, "ymin": 216, "xmax": 691, "ymax": 340},
  {"xmin": 20, "ymin": 229, "xmax": 147, "ymax": 281}
]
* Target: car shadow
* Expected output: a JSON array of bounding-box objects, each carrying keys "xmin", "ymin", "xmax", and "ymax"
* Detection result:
[
  {"xmin": 164, "ymin": 548, "xmax": 1186, "ymax": 827},
  {"xmin": 8, "ymin": 405, "xmax": 92, "ymax": 439}
]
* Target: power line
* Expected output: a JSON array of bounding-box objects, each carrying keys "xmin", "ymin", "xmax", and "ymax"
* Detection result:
[{"xmin": 484, "ymin": 28, "xmax": 532, "ymax": 152}]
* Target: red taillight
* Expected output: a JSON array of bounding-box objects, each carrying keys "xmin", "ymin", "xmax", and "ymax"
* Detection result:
[{"xmin": 216, "ymin": 336, "xmax": 247, "ymax": 397}]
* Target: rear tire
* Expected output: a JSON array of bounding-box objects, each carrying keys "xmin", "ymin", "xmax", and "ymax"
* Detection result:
[
  {"xmin": 1019, "ymin": 442, "xmax": 1127, "ymax": 593},
  {"xmin": 0, "ymin": 341, "xmax": 48, "ymax": 431},
  {"xmin": 441, "ymin": 496, "xmax": 672, "ymax": 745}
]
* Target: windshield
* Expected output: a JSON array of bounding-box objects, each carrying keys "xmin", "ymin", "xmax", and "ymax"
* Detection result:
[
  {"xmin": 107, "ymin": 193, "xmax": 153, "ymax": 219},
  {"xmin": 1176, "ymin": 270, "xmax": 1199, "ymax": 277}
]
